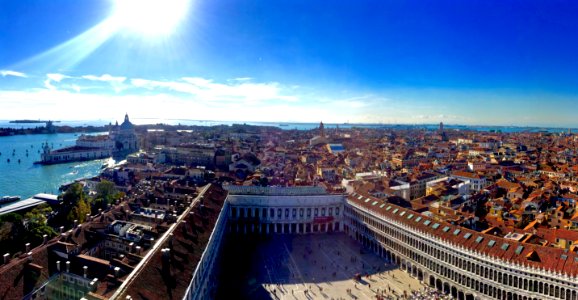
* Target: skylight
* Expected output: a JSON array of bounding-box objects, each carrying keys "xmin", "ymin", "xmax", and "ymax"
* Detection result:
[
  {"xmin": 424, "ymin": 220, "xmax": 432, "ymax": 226},
  {"xmin": 379, "ymin": 203, "xmax": 386, "ymax": 208},
  {"xmin": 365, "ymin": 198, "xmax": 371, "ymax": 203},
  {"xmin": 561, "ymin": 254, "xmax": 568, "ymax": 260},
  {"xmin": 432, "ymin": 223, "xmax": 440, "ymax": 229},
  {"xmin": 453, "ymin": 229, "xmax": 461, "ymax": 235},
  {"xmin": 488, "ymin": 240, "xmax": 496, "ymax": 247},
  {"xmin": 464, "ymin": 233, "xmax": 472, "ymax": 239},
  {"xmin": 407, "ymin": 214, "xmax": 413, "ymax": 219},
  {"xmin": 399, "ymin": 211, "xmax": 406, "ymax": 216},
  {"xmin": 392, "ymin": 208, "xmax": 399, "ymax": 214},
  {"xmin": 501, "ymin": 243, "xmax": 510, "ymax": 251},
  {"xmin": 386, "ymin": 206, "xmax": 392, "ymax": 211},
  {"xmin": 515, "ymin": 246, "xmax": 524, "ymax": 255},
  {"xmin": 372, "ymin": 201, "xmax": 378, "ymax": 206},
  {"xmin": 415, "ymin": 216, "xmax": 422, "ymax": 222},
  {"xmin": 475, "ymin": 236, "xmax": 484, "ymax": 243},
  {"xmin": 442, "ymin": 226, "xmax": 450, "ymax": 232}
]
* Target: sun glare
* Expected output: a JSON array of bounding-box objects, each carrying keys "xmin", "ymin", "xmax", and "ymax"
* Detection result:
[{"xmin": 111, "ymin": 0, "xmax": 191, "ymax": 37}]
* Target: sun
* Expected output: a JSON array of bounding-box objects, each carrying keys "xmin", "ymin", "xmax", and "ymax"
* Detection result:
[{"xmin": 110, "ymin": 0, "xmax": 191, "ymax": 37}]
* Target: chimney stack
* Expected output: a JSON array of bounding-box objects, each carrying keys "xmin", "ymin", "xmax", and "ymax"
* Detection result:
[
  {"xmin": 135, "ymin": 246, "xmax": 142, "ymax": 254},
  {"xmin": 25, "ymin": 243, "xmax": 31, "ymax": 252},
  {"xmin": 73, "ymin": 219, "xmax": 78, "ymax": 227},
  {"xmin": 114, "ymin": 266, "xmax": 120, "ymax": 278},
  {"xmin": 3, "ymin": 253, "xmax": 10, "ymax": 264},
  {"xmin": 59, "ymin": 226, "xmax": 64, "ymax": 233},
  {"xmin": 83, "ymin": 266, "xmax": 88, "ymax": 278},
  {"xmin": 43, "ymin": 234, "xmax": 48, "ymax": 244},
  {"xmin": 56, "ymin": 261, "xmax": 61, "ymax": 271},
  {"xmin": 89, "ymin": 278, "xmax": 98, "ymax": 292},
  {"xmin": 66, "ymin": 261, "xmax": 70, "ymax": 272}
]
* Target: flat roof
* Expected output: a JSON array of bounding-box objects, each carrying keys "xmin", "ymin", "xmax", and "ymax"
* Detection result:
[
  {"xmin": 0, "ymin": 198, "xmax": 44, "ymax": 215},
  {"xmin": 0, "ymin": 193, "xmax": 59, "ymax": 215}
]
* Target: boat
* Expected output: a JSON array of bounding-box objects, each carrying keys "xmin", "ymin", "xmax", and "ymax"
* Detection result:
[{"xmin": 0, "ymin": 196, "xmax": 21, "ymax": 205}]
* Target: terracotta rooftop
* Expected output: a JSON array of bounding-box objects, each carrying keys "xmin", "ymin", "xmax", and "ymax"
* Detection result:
[
  {"xmin": 348, "ymin": 191, "xmax": 578, "ymax": 277},
  {"xmin": 111, "ymin": 184, "xmax": 227, "ymax": 300}
]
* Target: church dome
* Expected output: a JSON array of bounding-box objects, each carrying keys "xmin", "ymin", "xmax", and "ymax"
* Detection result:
[{"xmin": 120, "ymin": 113, "xmax": 135, "ymax": 130}]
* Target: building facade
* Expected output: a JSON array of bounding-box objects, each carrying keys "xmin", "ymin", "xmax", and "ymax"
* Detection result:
[
  {"xmin": 345, "ymin": 192, "xmax": 578, "ymax": 300},
  {"xmin": 39, "ymin": 114, "xmax": 139, "ymax": 164},
  {"xmin": 225, "ymin": 186, "xmax": 345, "ymax": 235}
]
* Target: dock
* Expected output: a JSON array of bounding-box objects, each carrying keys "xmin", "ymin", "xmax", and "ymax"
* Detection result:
[{"xmin": 0, "ymin": 193, "xmax": 59, "ymax": 216}]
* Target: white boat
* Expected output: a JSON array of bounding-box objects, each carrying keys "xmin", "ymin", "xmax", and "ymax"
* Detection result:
[{"xmin": 0, "ymin": 196, "xmax": 21, "ymax": 204}]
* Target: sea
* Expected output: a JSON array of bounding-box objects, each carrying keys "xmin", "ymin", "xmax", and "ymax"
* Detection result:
[{"xmin": 0, "ymin": 119, "xmax": 573, "ymax": 203}]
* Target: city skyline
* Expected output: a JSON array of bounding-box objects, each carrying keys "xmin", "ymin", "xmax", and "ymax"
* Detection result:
[{"xmin": 2, "ymin": 0, "xmax": 578, "ymax": 127}]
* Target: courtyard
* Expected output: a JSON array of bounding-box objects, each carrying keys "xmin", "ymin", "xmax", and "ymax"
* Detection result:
[{"xmin": 216, "ymin": 233, "xmax": 428, "ymax": 299}]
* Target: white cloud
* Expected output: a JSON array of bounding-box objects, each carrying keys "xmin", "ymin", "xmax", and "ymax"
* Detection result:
[
  {"xmin": 129, "ymin": 77, "xmax": 298, "ymax": 103},
  {"xmin": 81, "ymin": 74, "xmax": 126, "ymax": 83},
  {"xmin": 0, "ymin": 70, "xmax": 27, "ymax": 78},
  {"xmin": 46, "ymin": 73, "xmax": 69, "ymax": 82},
  {"xmin": 231, "ymin": 77, "xmax": 252, "ymax": 82}
]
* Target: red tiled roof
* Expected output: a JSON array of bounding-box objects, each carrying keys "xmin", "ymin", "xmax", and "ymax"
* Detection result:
[
  {"xmin": 115, "ymin": 184, "xmax": 227, "ymax": 300},
  {"xmin": 348, "ymin": 192, "xmax": 578, "ymax": 277}
]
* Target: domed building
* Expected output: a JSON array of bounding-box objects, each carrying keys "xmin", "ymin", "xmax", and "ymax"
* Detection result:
[{"xmin": 109, "ymin": 113, "xmax": 139, "ymax": 152}]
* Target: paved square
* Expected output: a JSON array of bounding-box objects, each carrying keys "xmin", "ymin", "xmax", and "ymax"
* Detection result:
[{"xmin": 217, "ymin": 233, "xmax": 434, "ymax": 299}]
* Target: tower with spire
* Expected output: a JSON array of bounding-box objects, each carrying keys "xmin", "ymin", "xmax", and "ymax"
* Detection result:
[{"xmin": 319, "ymin": 121, "xmax": 325, "ymax": 138}]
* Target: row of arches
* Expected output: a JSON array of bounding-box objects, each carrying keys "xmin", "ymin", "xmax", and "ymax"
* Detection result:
[{"xmin": 344, "ymin": 205, "xmax": 578, "ymax": 300}]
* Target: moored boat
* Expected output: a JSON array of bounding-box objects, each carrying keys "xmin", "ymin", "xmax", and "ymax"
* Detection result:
[{"xmin": 0, "ymin": 195, "xmax": 21, "ymax": 205}]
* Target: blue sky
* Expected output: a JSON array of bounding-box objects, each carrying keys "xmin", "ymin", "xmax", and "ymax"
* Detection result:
[{"xmin": 1, "ymin": 0, "xmax": 578, "ymax": 126}]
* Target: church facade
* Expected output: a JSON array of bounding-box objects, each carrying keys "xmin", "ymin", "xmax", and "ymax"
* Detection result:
[{"xmin": 38, "ymin": 114, "xmax": 139, "ymax": 164}]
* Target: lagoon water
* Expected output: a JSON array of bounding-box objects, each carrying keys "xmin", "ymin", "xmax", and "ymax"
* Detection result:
[{"xmin": 0, "ymin": 133, "xmax": 104, "ymax": 201}]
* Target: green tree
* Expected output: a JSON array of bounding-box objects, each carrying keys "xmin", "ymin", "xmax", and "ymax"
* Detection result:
[
  {"xmin": 53, "ymin": 182, "xmax": 91, "ymax": 227},
  {"xmin": 24, "ymin": 204, "xmax": 57, "ymax": 246},
  {"xmin": 61, "ymin": 183, "xmax": 85, "ymax": 206},
  {"xmin": 0, "ymin": 213, "xmax": 26, "ymax": 254},
  {"xmin": 67, "ymin": 198, "xmax": 90, "ymax": 224},
  {"xmin": 94, "ymin": 180, "xmax": 119, "ymax": 209}
]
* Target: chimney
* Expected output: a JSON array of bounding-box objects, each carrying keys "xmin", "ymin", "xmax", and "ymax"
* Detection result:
[
  {"xmin": 25, "ymin": 243, "xmax": 31, "ymax": 252},
  {"xmin": 83, "ymin": 266, "xmax": 88, "ymax": 278},
  {"xmin": 86, "ymin": 213, "xmax": 91, "ymax": 221},
  {"xmin": 66, "ymin": 261, "xmax": 70, "ymax": 272},
  {"xmin": 90, "ymin": 278, "xmax": 98, "ymax": 291},
  {"xmin": 129, "ymin": 242, "xmax": 135, "ymax": 253},
  {"xmin": 59, "ymin": 226, "xmax": 64, "ymax": 233},
  {"xmin": 27, "ymin": 252, "xmax": 33, "ymax": 262},
  {"xmin": 56, "ymin": 261, "xmax": 61, "ymax": 271},
  {"xmin": 73, "ymin": 219, "xmax": 78, "ymax": 227},
  {"xmin": 43, "ymin": 234, "xmax": 48, "ymax": 244},
  {"xmin": 3, "ymin": 253, "xmax": 10, "ymax": 264},
  {"xmin": 135, "ymin": 246, "xmax": 142, "ymax": 254},
  {"xmin": 114, "ymin": 266, "xmax": 120, "ymax": 278}
]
